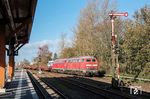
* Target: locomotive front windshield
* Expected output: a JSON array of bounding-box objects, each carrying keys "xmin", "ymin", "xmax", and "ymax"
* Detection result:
[
  {"xmin": 86, "ymin": 59, "xmax": 91, "ymax": 62},
  {"xmin": 92, "ymin": 59, "xmax": 96, "ymax": 62},
  {"xmin": 86, "ymin": 58, "xmax": 96, "ymax": 62}
]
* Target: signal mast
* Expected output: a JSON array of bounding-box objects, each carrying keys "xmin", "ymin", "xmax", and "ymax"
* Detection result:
[{"xmin": 109, "ymin": 11, "xmax": 128, "ymax": 87}]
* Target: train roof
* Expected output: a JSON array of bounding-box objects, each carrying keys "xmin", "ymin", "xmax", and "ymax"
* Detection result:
[
  {"xmin": 54, "ymin": 58, "xmax": 67, "ymax": 63},
  {"xmin": 78, "ymin": 56, "xmax": 96, "ymax": 59},
  {"xmin": 66, "ymin": 56, "xmax": 95, "ymax": 60},
  {"xmin": 53, "ymin": 56, "xmax": 96, "ymax": 63}
]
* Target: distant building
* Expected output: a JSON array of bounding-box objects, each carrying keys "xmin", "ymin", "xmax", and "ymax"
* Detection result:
[{"xmin": 47, "ymin": 61, "xmax": 54, "ymax": 67}]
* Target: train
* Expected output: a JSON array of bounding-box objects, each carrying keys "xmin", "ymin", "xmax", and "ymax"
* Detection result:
[
  {"xmin": 24, "ymin": 56, "xmax": 99, "ymax": 76},
  {"xmin": 51, "ymin": 56, "xmax": 98, "ymax": 76}
]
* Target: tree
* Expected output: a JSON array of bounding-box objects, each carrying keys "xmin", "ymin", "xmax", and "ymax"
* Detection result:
[
  {"xmin": 37, "ymin": 44, "xmax": 52, "ymax": 66},
  {"xmin": 59, "ymin": 32, "xmax": 67, "ymax": 58},
  {"xmin": 53, "ymin": 53, "xmax": 58, "ymax": 60},
  {"xmin": 60, "ymin": 47, "xmax": 75, "ymax": 58},
  {"xmin": 72, "ymin": 0, "xmax": 117, "ymax": 71},
  {"xmin": 121, "ymin": 6, "xmax": 150, "ymax": 79},
  {"xmin": 20, "ymin": 59, "xmax": 30, "ymax": 67}
]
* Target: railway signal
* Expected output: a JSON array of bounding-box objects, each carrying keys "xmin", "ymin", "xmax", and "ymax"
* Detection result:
[
  {"xmin": 109, "ymin": 12, "xmax": 128, "ymax": 17},
  {"xmin": 109, "ymin": 11, "xmax": 128, "ymax": 88}
]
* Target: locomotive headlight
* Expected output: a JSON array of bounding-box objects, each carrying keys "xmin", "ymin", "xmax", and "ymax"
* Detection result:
[
  {"xmin": 86, "ymin": 64, "xmax": 92, "ymax": 66},
  {"xmin": 86, "ymin": 64, "xmax": 97, "ymax": 66},
  {"xmin": 93, "ymin": 64, "xmax": 97, "ymax": 66}
]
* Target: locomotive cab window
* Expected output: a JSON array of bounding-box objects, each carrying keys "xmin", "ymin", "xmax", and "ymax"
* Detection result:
[
  {"xmin": 92, "ymin": 59, "xmax": 96, "ymax": 62},
  {"xmin": 82, "ymin": 59, "xmax": 84, "ymax": 62},
  {"xmin": 86, "ymin": 59, "xmax": 91, "ymax": 62}
]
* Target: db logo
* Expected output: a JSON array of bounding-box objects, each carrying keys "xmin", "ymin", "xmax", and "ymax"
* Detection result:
[{"xmin": 130, "ymin": 86, "xmax": 142, "ymax": 95}]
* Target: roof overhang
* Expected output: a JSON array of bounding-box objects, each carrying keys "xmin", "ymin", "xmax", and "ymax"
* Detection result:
[{"xmin": 0, "ymin": 0, "xmax": 38, "ymax": 45}]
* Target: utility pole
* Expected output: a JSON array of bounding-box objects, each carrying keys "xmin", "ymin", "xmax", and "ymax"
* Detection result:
[{"xmin": 109, "ymin": 11, "xmax": 128, "ymax": 87}]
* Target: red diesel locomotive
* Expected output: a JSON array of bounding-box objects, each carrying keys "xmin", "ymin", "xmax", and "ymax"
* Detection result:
[{"xmin": 51, "ymin": 56, "xmax": 98, "ymax": 76}]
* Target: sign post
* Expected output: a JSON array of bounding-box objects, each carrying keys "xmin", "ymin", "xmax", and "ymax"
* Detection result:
[{"xmin": 109, "ymin": 11, "xmax": 128, "ymax": 87}]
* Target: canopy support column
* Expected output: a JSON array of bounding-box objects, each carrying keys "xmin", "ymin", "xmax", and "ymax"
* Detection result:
[
  {"xmin": 0, "ymin": 25, "xmax": 6, "ymax": 89},
  {"xmin": 8, "ymin": 41, "xmax": 15, "ymax": 81}
]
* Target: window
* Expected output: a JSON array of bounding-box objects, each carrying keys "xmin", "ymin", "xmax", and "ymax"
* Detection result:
[
  {"xmin": 72, "ymin": 59, "xmax": 75, "ymax": 62},
  {"xmin": 86, "ymin": 59, "xmax": 91, "ymax": 62},
  {"xmin": 74, "ymin": 59, "xmax": 77, "ymax": 62},
  {"xmin": 82, "ymin": 59, "xmax": 84, "ymax": 62},
  {"xmin": 92, "ymin": 59, "xmax": 96, "ymax": 62}
]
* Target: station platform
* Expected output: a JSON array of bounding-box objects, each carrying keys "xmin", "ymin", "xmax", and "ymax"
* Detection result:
[{"xmin": 0, "ymin": 69, "xmax": 39, "ymax": 99}]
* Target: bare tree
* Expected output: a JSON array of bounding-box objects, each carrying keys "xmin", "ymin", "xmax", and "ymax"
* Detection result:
[
  {"xmin": 37, "ymin": 44, "xmax": 52, "ymax": 66},
  {"xmin": 59, "ymin": 32, "xmax": 67, "ymax": 58}
]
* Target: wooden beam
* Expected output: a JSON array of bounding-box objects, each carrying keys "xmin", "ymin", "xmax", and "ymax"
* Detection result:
[
  {"xmin": 0, "ymin": 25, "xmax": 6, "ymax": 88},
  {"xmin": 14, "ymin": 0, "xmax": 19, "ymax": 19},
  {"xmin": 4, "ymin": 0, "xmax": 16, "ymax": 30},
  {"xmin": 0, "ymin": 17, "xmax": 31, "ymax": 24},
  {"xmin": 10, "ymin": 17, "xmax": 32, "ymax": 36},
  {"xmin": 0, "ymin": 0, "xmax": 8, "ymax": 18},
  {"xmin": 14, "ymin": 43, "xmax": 19, "ymax": 49},
  {"xmin": 30, "ymin": 0, "xmax": 38, "ymax": 17},
  {"xmin": 8, "ymin": 41, "xmax": 15, "ymax": 79},
  {"xmin": 27, "ymin": 0, "xmax": 37, "ymax": 42},
  {"xmin": 15, "ymin": 43, "xmax": 25, "ymax": 52}
]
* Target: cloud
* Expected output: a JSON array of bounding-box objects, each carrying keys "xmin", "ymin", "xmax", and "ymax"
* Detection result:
[
  {"xmin": 25, "ymin": 40, "xmax": 55, "ymax": 49},
  {"xmin": 16, "ymin": 39, "xmax": 72, "ymax": 62},
  {"xmin": 16, "ymin": 40, "xmax": 57, "ymax": 62},
  {"xmin": 15, "ymin": 38, "xmax": 73, "ymax": 62}
]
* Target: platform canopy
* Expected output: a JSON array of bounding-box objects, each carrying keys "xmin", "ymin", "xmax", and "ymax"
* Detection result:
[{"xmin": 0, "ymin": 0, "xmax": 37, "ymax": 46}]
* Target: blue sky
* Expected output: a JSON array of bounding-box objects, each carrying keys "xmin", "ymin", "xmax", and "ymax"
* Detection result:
[{"xmin": 15, "ymin": 0, "xmax": 150, "ymax": 63}]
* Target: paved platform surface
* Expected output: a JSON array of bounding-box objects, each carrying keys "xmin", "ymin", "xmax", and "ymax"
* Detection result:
[{"xmin": 0, "ymin": 69, "xmax": 39, "ymax": 99}]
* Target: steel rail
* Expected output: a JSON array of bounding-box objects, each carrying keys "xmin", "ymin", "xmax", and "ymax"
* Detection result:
[
  {"xmin": 59, "ymin": 77, "xmax": 135, "ymax": 99},
  {"xmin": 40, "ymin": 78, "xmax": 69, "ymax": 99},
  {"xmin": 57, "ymin": 77, "xmax": 110, "ymax": 99},
  {"xmin": 27, "ymin": 71, "xmax": 52, "ymax": 99}
]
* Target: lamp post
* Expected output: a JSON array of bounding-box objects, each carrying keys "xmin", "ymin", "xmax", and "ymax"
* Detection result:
[{"xmin": 109, "ymin": 11, "xmax": 128, "ymax": 87}]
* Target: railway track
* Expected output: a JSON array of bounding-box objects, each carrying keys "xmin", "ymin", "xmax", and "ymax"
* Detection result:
[
  {"xmin": 48, "ymin": 73, "xmax": 149, "ymax": 99},
  {"xmin": 28, "ymin": 71, "xmax": 68, "ymax": 99},
  {"xmin": 38, "ymin": 74, "xmax": 128, "ymax": 99},
  {"xmin": 29, "ymin": 71, "xmax": 149, "ymax": 99},
  {"xmin": 58, "ymin": 77, "xmax": 136, "ymax": 99},
  {"xmin": 40, "ymin": 78, "xmax": 69, "ymax": 99},
  {"xmin": 27, "ymin": 71, "xmax": 52, "ymax": 99},
  {"xmin": 81, "ymin": 76, "xmax": 150, "ymax": 99},
  {"xmin": 41, "ymin": 77, "xmax": 106, "ymax": 99}
]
